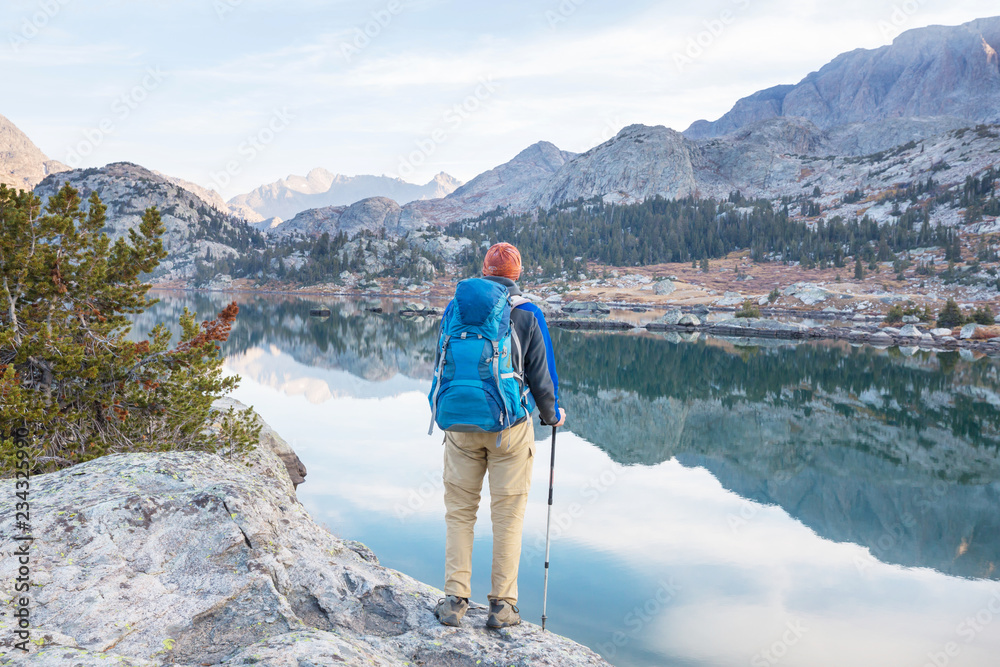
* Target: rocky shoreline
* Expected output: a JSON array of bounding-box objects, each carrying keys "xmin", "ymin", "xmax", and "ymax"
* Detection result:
[
  {"xmin": 550, "ymin": 306, "xmax": 1000, "ymax": 354},
  {"xmin": 0, "ymin": 403, "xmax": 608, "ymax": 667},
  {"xmin": 151, "ymin": 286, "xmax": 1000, "ymax": 354}
]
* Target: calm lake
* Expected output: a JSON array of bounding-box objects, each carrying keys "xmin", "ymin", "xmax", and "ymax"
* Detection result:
[{"xmin": 136, "ymin": 291, "xmax": 1000, "ymax": 667}]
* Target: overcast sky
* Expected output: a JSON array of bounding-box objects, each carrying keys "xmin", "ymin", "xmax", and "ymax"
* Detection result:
[{"xmin": 3, "ymin": 0, "xmax": 997, "ymax": 198}]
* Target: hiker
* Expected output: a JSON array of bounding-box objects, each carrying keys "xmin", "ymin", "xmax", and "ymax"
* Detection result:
[{"xmin": 427, "ymin": 242, "xmax": 565, "ymax": 629}]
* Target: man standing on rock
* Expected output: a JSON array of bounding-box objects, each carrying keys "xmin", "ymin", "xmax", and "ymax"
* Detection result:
[{"xmin": 428, "ymin": 242, "xmax": 565, "ymax": 629}]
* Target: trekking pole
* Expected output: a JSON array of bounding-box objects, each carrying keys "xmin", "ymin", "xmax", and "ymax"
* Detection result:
[{"xmin": 541, "ymin": 425, "xmax": 557, "ymax": 631}]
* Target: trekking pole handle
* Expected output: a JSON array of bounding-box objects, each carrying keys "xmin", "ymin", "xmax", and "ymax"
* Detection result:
[{"xmin": 547, "ymin": 426, "xmax": 556, "ymax": 504}]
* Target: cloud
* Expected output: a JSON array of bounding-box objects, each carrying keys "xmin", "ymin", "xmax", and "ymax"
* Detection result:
[{"xmin": 10, "ymin": 0, "xmax": 1000, "ymax": 194}]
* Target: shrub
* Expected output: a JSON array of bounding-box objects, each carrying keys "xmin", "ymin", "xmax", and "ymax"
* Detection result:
[
  {"xmin": 768, "ymin": 288, "xmax": 780, "ymax": 303},
  {"xmin": 902, "ymin": 303, "xmax": 934, "ymax": 322},
  {"xmin": 735, "ymin": 300, "xmax": 761, "ymax": 318},
  {"xmin": 0, "ymin": 184, "xmax": 260, "ymax": 476},
  {"xmin": 885, "ymin": 305, "xmax": 904, "ymax": 324},
  {"xmin": 971, "ymin": 305, "xmax": 995, "ymax": 325},
  {"xmin": 936, "ymin": 298, "xmax": 964, "ymax": 329}
]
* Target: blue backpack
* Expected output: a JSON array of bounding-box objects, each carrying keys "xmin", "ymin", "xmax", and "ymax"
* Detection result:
[{"xmin": 427, "ymin": 278, "xmax": 535, "ymax": 443}]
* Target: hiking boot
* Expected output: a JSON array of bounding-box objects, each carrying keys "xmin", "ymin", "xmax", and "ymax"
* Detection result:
[
  {"xmin": 434, "ymin": 595, "xmax": 469, "ymax": 627},
  {"xmin": 486, "ymin": 599, "xmax": 521, "ymax": 628}
]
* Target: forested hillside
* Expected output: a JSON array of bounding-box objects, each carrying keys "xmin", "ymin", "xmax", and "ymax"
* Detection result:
[{"xmin": 448, "ymin": 191, "xmax": 964, "ymax": 278}]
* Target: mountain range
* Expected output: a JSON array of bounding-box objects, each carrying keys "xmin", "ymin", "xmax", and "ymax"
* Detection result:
[
  {"xmin": 227, "ymin": 168, "xmax": 462, "ymax": 223},
  {"xmin": 389, "ymin": 16, "xmax": 1000, "ymax": 226},
  {"xmin": 6, "ymin": 16, "xmax": 1000, "ymax": 277}
]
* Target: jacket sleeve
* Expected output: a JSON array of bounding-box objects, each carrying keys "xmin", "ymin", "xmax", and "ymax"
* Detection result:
[{"xmin": 518, "ymin": 304, "xmax": 560, "ymax": 425}]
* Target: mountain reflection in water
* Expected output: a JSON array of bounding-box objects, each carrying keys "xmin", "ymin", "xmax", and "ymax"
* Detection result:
[
  {"xmin": 134, "ymin": 292, "xmax": 1000, "ymax": 581},
  {"xmin": 133, "ymin": 292, "xmax": 1000, "ymax": 666}
]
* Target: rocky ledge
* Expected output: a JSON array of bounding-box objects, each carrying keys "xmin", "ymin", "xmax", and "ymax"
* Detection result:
[{"xmin": 0, "ymin": 405, "xmax": 607, "ymax": 667}]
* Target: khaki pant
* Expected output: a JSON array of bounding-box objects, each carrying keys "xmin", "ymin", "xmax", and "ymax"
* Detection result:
[{"xmin": 443, "ymin": 418, "xmax": 535, "ymax": 604}]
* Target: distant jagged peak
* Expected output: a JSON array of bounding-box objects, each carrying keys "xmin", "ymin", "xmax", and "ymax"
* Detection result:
[
  {"xmin": 429, "ymin": 171, "xmax": 462, "ymax": 188},
  {"xmin": 226, "ymin": 168, "xmax": 462, "ymax": 221}
]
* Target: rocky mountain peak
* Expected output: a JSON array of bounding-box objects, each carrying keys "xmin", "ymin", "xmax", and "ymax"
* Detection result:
[
  {"xmin": 35, "ymin": 162, "xmax": 264, "ymax": 281},
  {"xmin": 685, "ymin": 16, "xmax": 1000, "ymax": 139},
  {"xmin": 0, "ymin": 112, "xmax": 68, "ymax": 190},
  {"xmin": 430, "ymin": 171, "xmax": 462, "ymax": 188},
  {"xmin": 305, "ymin": 166, "xmax": 336, "ymax": 183},
  {"xmin": 508, "ymin": 140, "xmax": 576, "ymax": 171},
  {"xmin": 340, "ymin": 196, "xmax": 402, "ymax": 235},
  {"xmin": 396, "ymin": 140, "xmax": 579, "ymax": 226},
  {"xmin": 531, "ymin": 124, "xmax": 697, "ymax": 208},
  {"xmin": 267, "ymin": 195, "xmax": 407, "ymax": 240}
]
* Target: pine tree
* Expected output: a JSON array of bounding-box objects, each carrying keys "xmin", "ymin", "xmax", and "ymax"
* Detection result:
[
  {"xmin": 854, "ymin": 256, "xmax": 864, "ymax": 280},
  {"xmin": 971, "ymin": 305, "xmax": 995, "ymax": 325},
  {"xmin": 936, "ymin": 298, "xmax": 964, "ymax": 328},
  {"xmin": 0, "ymin": 184, "xmax": 259, "ymax": 476}
]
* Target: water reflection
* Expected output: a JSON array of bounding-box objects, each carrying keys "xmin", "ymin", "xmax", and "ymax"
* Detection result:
[
  {"xmin": 134, "ymin": 292, "xmax": 1000, "ymax": 667},
  {"xmin": 549, "ymin": 332, "xmax": 1000, "ymax": 581}
]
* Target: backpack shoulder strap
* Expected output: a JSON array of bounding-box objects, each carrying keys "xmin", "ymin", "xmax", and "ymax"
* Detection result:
[{"xmin": 510, "ymin": 295, "xmax": 529, "ymax": 308}]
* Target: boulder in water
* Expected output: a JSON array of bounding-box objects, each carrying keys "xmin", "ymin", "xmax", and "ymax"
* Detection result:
[
  {"xmin": 562, "ymin": 301, "xmax": 611, "ymax": 315},
  {"xmin": 658, "ymin": 309, "xmax": 684, "ymax": 325},
  {"xmin": 678, "ymin": 314, "xmax": 702, "ymax": 326}
]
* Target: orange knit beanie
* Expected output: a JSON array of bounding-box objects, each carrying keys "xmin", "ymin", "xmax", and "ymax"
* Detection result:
[{"xmin": 482, "ymin": 242, "xmax": 522, "ymax": 280}]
